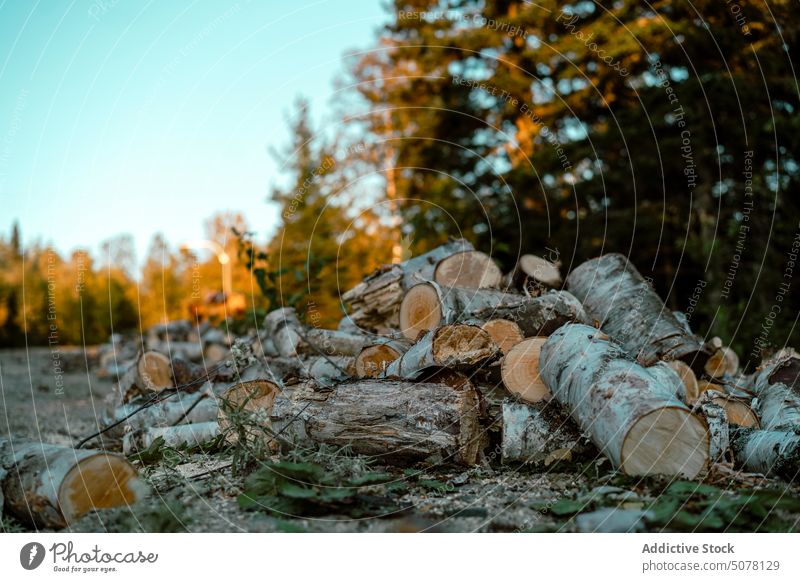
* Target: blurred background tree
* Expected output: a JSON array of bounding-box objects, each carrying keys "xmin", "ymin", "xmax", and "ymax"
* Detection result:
[{"xmin": 346, "ymin": 0, "xmax": 800, "ymax": 365}]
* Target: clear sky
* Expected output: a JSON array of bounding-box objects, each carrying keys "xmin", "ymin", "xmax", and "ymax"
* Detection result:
[{"xmin": 0, "ymin": 0, "xmax": 388, "ymax": 263}]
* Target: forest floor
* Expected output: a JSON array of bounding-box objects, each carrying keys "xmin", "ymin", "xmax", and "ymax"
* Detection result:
[{"xmin": 2, "ymin": 347, "xmax": 800, "ymax": 533}]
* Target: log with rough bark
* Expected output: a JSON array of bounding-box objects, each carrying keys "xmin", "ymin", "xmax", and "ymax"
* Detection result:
[
  {"xmin": 270, "ymin": 379, "xmax": 483, "ymax": 465},
  {"xmin": 264, "ymin": 307, "xmax": 369, "ymax": 358},
  {"xmin": 503, "ymin": 254, "xmax": 562, "ymax": 293},
  {"xmin": 539, "ymin": 323, "xmax": 710, "ymax": 478},
  {"xmin": 565, "ymin": 253, "xmax": 711, "ymax": 368},
  {"xmin": 0, "ymin": 437, "xmax": 143, "ymax": 529},
  {"xmin": 216, "ymin": 379, "xmax": 281, "ymax": 446},
  {"xmin": 501, "ymin": 337, "xmax": 550, "ymax": 403},
  {"xmin": 381, "ymin": 324, "xmax": 498, "ymax": 380},
  {"xmin": 123, "ymin": 422, "xmax": 221, "ymax": 455},
  {"xmin": 501, "ymin": 401, "xmax": 590, "ymax": 464},
  {"xmin": 342, "ymin": 239, "xmax": 474, "ymax": 331},
  {"xmin": 399, "ymin": 282, "xmax": 587, "ymax": 341},
  {"xmin": 433, "ymin": 250, "xmax": 503, "ymax": 288},
  {"xmin": 730, "ymin": 427, "xmax": 800, "ymax": 480},
  {"xmin": 354, "ymin": 338, "xmax": 411, "ymax": 378}
]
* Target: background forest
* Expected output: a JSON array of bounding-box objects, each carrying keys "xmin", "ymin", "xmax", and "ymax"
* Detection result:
[{"xmin": 2, "ymin": 0, "xmax": 798, "ymax": 370}]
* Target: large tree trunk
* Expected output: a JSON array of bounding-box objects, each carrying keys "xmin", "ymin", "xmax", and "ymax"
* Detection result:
[
  {"xmin": 381, "ymin": 324, "xmax": 498, "ymax": 380},
  {"xmin": 270, "ymin": 379, "xmax": 483, "ymax": 466},
  {"xmin": 0, "ymin": 437, "xmax": 143, "ymax": 529},
  {"xmin": 342, "ymin": 239, "xmax": 474, "ymax": 331},
  {"xmin": 400, "ymin": 282, "xmax": 587, "ymax": 340},
  {"xmin": 539, "ymin": 323, "xmax": 709, "ymax": 478},
  {"xmin": 565, "ymin": 253, "xmax": 711, "ymax": 368}
]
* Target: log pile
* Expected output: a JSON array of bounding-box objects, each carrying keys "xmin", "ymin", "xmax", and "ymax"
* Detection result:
[
  {"xmin": 9, "ymin": 244, "xmax": 800, "ymax": 529},
  {"xmin": 87, "ymin": 247, "xmax": 800, "ymax": 480}
]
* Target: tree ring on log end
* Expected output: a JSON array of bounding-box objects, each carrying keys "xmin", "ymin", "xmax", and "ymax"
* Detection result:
[
  {"xmin": 59, "ymin": 454, "xmax": 141, "ymax": 523},
  {"xmin": 400, "ymin": 283, "xmax": 443, "ymax": 340},
  {"xmin": 621, "ymin": 407, "xmax": 709, "ymax": 478},
  {"xmin": 434, "ymin": 250, "xmax": 502, "ymax": 289},
  {"xmin": 501, "ymin": 337, "xmax": 550, "ymax": 403}
]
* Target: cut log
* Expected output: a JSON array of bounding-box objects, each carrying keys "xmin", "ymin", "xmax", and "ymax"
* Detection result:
[
  {"xmin": 698, "ymin": 401, "xmax": 730, "ymax": 462},
  {"xmin": 95, "ymin": 390, "xmax": 219, "ymax": 448},
  {"xmin": 381, "ymin": 324, "xmax": 498, "ymax": 380},
  {"xmin": 399, "ymin": 282, "xmax": 586, "ymax": 341},
  {"xmin": 750, "ymin": 361, "xmax": 800, "ymax": 431},
  {"xmin": 500, "ymin": 337, "xmax": 550, "ymax": 403},
  {"xmin": 123, "ymin": 421, "xmax": 221, "ymax": 455},
  {"xmin": 0, "ymin": 437, "xmax": 143, "ymax": 529},
  {"xmin": 307, "ymin": 356, "xmax": 354, "ymax": 386},
  {"xmin": 667, "ymin": 359, "xmax": 700, "ymax": 404},
  {"xmin": 754, "ymin": 348, "xmax": 800, "ymax": 392},
  {"xmin": 539, "ymin": 323, "xmax": 710, "ymax": 478},
  {"xmin": 264, "ymin": 308, "xmax": 305, "ymax": 357},
  {"xmin": 114, "ymin": 350, "xmax": 173, "ymax": 404},
  {"xmin": 704, "ymin": 347, "xmax": 739, "ymax": 379},
  {"xmin": 704, "ymin": 391, "xmax": 759, "ymax": 428},
  {"xmin": 264, "ymin": 307, "xmax": 369, "ymax": 358},
  {"xmin": 503, "ymin": 254, "xmax": 562, "ymax": 292},
  {"xmin": 501, "ymin": 401, "xmax": 590, "ymax": 464},
  {"xmin": 342, "ymin": 239, "xmax": 474, "ymax": 331},
  {"xmin": 565, "ymin": 253, "xmax": 711, "ymax": 368},
  {"xmin": 480, "ymin": 319, "xmax": 523, "ymax": 354},
  {"xmin": 270, "ymin": 379, "xmax": 483, "ymax": 465},
  {"xmin": 433, "ymin": 250, "xmax": 502, "ymax": 289},
  {"xmin": 730, "ymin": 427, "xmax": 800, "ymax": 480},
  {"xmin": 354, "ymin": 339, "xmax": 411, "ymax": 378}
]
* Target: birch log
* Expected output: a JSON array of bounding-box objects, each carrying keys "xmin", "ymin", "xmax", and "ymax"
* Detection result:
[
  {"xmin": 480, "ymin": 319, "xmax": 524, "ymax": 354},
  {"xmin": 123, "ymin": 422, "xmax": 221, "ymax": 455},
  {"xmin": 501, "ymin": 401, "xmax": 589, "ymax": 464},
  {"xmin": 342, "ymin": 239, "xmax": 474, "ymax": 331},
  {"xmin": 264, "ymin": 307, "xmax": 369, "ymax": 358},
  {"xmin": 355, "ymin": 338, "xmax": 411, "ymax": 378},
  {"xmin": 503, "ymin": 254, "xmax": 562, "ymax": 293},
  {"xmin": 270, "ymin": 379, "xmax": 483, "ymax": 465},
  {"xmin": 433, "ymin": 250, "xmax": 502, "ymax": 288},
  {"xmin": 565, "ymin": 254, "xmax": 711, "ymax": 368},
  {"xmin": 750, "ymin": 360, "xmax": 800, "ymax": 430},
  {"xmin": 754, "ymin": 348, "xmax": 800, "ymax": 392},
  {"xmin": 698, "ymin": 401, "xmax": 730, "ymax": 462},
  {"xmin": 381, "ymin": 324, "xmax": 498, "ymax": 380},
  {"xmin": 501, "ymin": 337, "xmax": 550, "ymax": 403},
  {"xmin": 0, "ymin": 437, "xmax": 143, "ymax": 529},
  {"xmin": 400, "ymin": 282, "xmax": 586, "ymax": 341},
  {"xmin": 114, "ymin": 350, "xmax": 174, "ymax": 404},
  {"xmin": 539, "ymin": 323, "xmax": 709, "ymax": 478},
  {"xmin": 730, "ymin": 427, "xmax": 800, "ymax": 480}
]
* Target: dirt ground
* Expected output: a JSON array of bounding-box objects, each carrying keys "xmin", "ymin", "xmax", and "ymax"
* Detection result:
[{"xmin": 2, "ymin": 347, "xmax": 800, "ymax": 533}]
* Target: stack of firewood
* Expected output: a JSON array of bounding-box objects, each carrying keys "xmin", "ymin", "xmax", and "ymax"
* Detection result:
[{"xmin": 4, "ymin": 240, "xmax": 800, "ymax": 530}]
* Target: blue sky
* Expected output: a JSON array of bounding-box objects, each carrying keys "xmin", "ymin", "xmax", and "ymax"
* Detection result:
[{"xmin": 0, "ymin": 0, "xmax": 388, "ymax": 262}]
